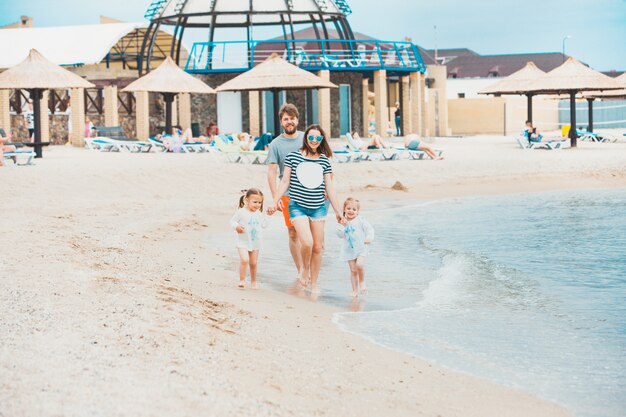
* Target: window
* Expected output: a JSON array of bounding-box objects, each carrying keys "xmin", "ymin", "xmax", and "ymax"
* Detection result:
[{"xmin": 458, "ymin": 93, "xmax": 465, "ymax": 99}]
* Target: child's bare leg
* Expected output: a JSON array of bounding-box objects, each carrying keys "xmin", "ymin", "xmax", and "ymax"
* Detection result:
[
  {"xmin": 237, "ymin": 248, "xmax": 248, "ymax": 288},
  {"xmin": 348, "ymin": 259, "xmax": 359, "ymax": 297},
  {"xmin": 249, "ymin": 250, "xmax": 259, "ymax": 289},
  {"xmin": 356, "ymin": 256, "xmax": 367, "ymax": 294}
]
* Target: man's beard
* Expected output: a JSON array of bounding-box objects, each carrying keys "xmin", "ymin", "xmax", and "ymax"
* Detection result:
[{"xmin": 283, "ymin": 124, "xmax": 296, "ymax": 134}]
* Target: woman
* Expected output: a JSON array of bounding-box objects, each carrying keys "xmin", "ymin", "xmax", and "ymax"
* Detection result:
[
  {"xmin": 0, "ymin": 129, "xmax": 17, "ymax": 166},
  {"xmin": 404, "ymin": 134, "xmax": 443, "ymax": 160},
  {"xmin": 350, "ymin": 131, "xmax": 391, "ymax": 150},
  {"xmin": 267, "ymin": 124, "xmax": 344, "ymax": 294}
]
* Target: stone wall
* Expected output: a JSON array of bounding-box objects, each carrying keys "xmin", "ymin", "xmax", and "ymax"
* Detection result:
[{"xmin": 329, "ymin": 72, "xmax": 364, "ymax": 138}]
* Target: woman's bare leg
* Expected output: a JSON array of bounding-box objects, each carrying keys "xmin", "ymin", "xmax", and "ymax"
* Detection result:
[
  {"xmin": 308, "ymin": 220, "xmax": 326, "ymax": 293},
  {"xmin": 419, "ymin": 143, "xmax": 443, "ymax": 160},
  {"xmin": 291, "ymin": 217, "xmax": 313, "ymax": 287}
]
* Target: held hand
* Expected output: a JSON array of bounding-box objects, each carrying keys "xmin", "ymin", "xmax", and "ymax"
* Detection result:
[
  {"xmin": 266, "ymin": 205, "xmax": 277, "ymax": 216},
  {"xmin": 336, "ymin": 213, "xmax": 346, "ymax": 225},
  {"xmin": 235, "ymin": 224, "xmax": 245, "ymax": 234},
  {"xmin": 276, "ymin": 198, "xmax": 284, "ymax": 212}
]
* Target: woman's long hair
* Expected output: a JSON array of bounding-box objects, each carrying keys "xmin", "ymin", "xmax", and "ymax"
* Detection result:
[{"xmin": 302, "ymin": 124, "xmax": 333, "ymax": 158}]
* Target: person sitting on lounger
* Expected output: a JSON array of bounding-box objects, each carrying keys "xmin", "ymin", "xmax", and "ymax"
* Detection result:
[
  {"xmin": 0, "ymin": 128, "xmax": 17, "ymax": 166},
  {"xmin": 350, "ymin": 131, "xmax": 391, "ymax": 150},
  {"xmin": 404, "ymin": 134, "xmax": 443, "ymax": 160},
  {"xmin": 524, "ymin": 121, "xmax": 545, "ymax": 142},
  {"xmin": 237, "ymin": 132, "xmax": 255, "ymax": 151}
]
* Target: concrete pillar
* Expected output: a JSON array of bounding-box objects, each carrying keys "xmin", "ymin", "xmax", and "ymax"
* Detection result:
[
  {"xmin": 0, "ymin": 90, "xmax": 10, "ymax": 134},
  {"xmin": 426, "ymin": 65, "xmax": 449, "ymax": 137},
  {"xmin": 248, "ymin": 91, "xmax": 260, "ymax": 137},
  {"xmin": 178, "ymin": 93, "xmax": 191, "ymax": 131},
  {"xmin": 373, "ymin": 70, "xmax": 387, "ymax": 137},
  {"xmin": 361, "ymin": 78, "xmax": 369, "ymax": 136},
  {"xmin": 317, "ymin": 70, "xmax": 331, "ymax": 137},
  {"xmin": 69, "ymin": 88, "xmax": 86, "ymax": 146},
  {"xmin": 135, "ymin": 91, "xmax": 150, "ymax": 141},
  {"xmin": 409, "ymin": 73, "xmax": 420, "ymax": 135},
  {"xmin": 171, "ymin": 95, "xmax": 178, "ymax": 127},
  {"xmin": 39, "ymin": 90, "xmax": 50, "ymax": 143},
  {"xmin": 103, "ymin": 85, "xmax": 118, "ymax": 127},
  {"xmin": 419, "ymin": 73, "xmax": 427, "ymax": 136},
  {"xmin": 401, "ymin": 76, "xmax": 411, "ymax": 135}
]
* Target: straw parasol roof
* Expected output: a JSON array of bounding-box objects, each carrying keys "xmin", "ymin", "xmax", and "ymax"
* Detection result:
[
  {"xmin": 524, "ymin": 57, "xmax": 623, "ymax": 94},
  {"xmin": 583, "ymin": 73, "xmax": 626, "ymax": 99},
  {"xmin": 479, "ymin": 62, "xmax": 545, "ymax": 95},
  {"xmin": 122, "ymin": 56, "xmax": 216, "ymax": 94},
  {"xmin": 0, "ymin": 48, "xmax": 94, "ymax": 89},
  {"xmin": 216, "ymin": 54, "xmax": 337, "ymax": 92}
]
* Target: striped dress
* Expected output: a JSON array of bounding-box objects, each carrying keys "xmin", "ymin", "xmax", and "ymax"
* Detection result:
[{"xmin": 284, "ymin": 151, "xmax": 332, "ymax": 209}]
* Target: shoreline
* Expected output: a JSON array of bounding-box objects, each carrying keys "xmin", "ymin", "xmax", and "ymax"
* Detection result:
[{"xmin": 4, "ymin": 139, "xmax": 626, "ymax": 416}]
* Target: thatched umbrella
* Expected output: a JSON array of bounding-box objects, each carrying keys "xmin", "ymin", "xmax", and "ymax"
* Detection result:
[
  {"xmin": 0, "ymin": 49, "xmax": 94, "ymax": 157},
  {"xmin": 122, "ymin": 56, "xmax": 216, "ymax": 136},
  {"xmin": 216, "ymin": 53, "xmax": 337, "ymax": 136},
  {"xmin": 581, "ymin": 73, "xmax": 626, "ymax": 132},
  {"xmin": 523, "ymin": 57, "xmax": 623, "ymax": 146},
  {"xmin": 479, "ymin": 62, "xmax": 546, "ymax": 122}
]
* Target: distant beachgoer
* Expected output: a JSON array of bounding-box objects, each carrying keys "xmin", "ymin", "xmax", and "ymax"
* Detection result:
[
  {"xmin": 336, "ymin": 197, "xmax": 374, "ymax": 297},
  {"xmin": 205, "ymin": 121, "xmax": 219, "ymax": 144},
  {"xmin": 267, "ymin": 124, "xmax": 344, "ymax": 294},
  {"xmin": 84, "ymin": 116, "xmax": 95, "ymax": 138},
  {"xmin": 237, "ymin": 132, "xmax": 255, "ymax": 151},
  {"xmin": 266, "ymin": 103, "xmax": 305, "ymax": 281},
  {"xmin": 230, "ymin": 188, "xmax": 268, "ymax": 289},
  {"xmin": 350, "ymin": 131, "xmax": 391, "ymax": 150},
  {"xmin": 524, "ymin": 121, "xmax": 544, "ymax": 142},
  {"xmin": 25, "ymin": 100, "xmax": 35, "ymax": 140},
  {"xmin": 403, "ymin": 134, "xmax": 443, "ymax": 160},
  {"xmin": 394, "ymin": 102, "xmax": 401, "ymax": 136},
  {"xmin": 0, "ymin": 128, "xmax": 17, "ymax": 166}
]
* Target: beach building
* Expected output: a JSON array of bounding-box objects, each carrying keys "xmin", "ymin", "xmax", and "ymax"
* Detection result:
[{"xmin": 0, "ymin": 16, "xmax": 190, "ymax": 144}]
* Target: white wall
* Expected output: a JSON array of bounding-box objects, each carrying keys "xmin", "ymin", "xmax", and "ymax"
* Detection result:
[{"xmin": 446, "ymin": 78, "xmax": 505, "ymax": 99}]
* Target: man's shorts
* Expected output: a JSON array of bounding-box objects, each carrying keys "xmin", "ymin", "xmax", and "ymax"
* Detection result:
[{"xmin": 280, "ymin": 196, "xmax": 293, "ymax": 227}]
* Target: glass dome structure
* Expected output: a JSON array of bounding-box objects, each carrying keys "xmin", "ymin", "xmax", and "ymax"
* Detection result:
[{"xmin": 139, "ymin": 0, "xmax": 356, "ymax": 73}]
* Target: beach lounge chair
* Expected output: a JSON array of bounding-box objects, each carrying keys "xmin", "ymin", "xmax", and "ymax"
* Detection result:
[
  {"xmin": 516, "ymin": 134, "xmax": 566, "ymax": 150},
  {"xmin": 343, "ymin": 133, "xmax": 401, "ymax": 161},
  {"xmin": 148, "ymin": 136, "xmax": 210, "ymax": 153},
  {"xmin": 214, "ymin": 135, "xmax": 267, "ymax": 164},
  {"xmin": 93, "ymin": 126, "xmax": 152, "ymax": 152},
  {"xmin": 577, "ymin": 130, "xmax": 617, "ymax": 143},
  {"xmin": 3, "ymin": 150, "xmax": 36, "ymax": 166}
]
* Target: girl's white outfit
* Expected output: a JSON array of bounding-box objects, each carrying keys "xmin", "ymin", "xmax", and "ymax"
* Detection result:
[
  {"xmin": 230, "ymin": 208, "xmax": 268, "ymax": 251},
  {"xmin": 336, "ymin": 216, "xmax": 374, "ymax": 261}
]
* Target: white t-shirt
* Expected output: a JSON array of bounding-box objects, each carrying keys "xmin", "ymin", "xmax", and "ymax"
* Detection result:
[
  {"xmin": 230, "ymin": 207, "xmax": 268, "ymax": 251},
  {"xmin": 336, "ymin": 216, "xmax": 375, "ymax": 261}
]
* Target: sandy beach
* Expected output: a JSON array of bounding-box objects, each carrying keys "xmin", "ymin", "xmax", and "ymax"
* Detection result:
[{"xmin": 2, "ymin": 135, "xmax": 625, "ymax": 417}]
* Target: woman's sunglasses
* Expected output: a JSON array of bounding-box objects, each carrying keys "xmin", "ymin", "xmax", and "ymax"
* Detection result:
[{"xmin": 307, "ymin": 135, "xmax": 324, "ymax": 142}]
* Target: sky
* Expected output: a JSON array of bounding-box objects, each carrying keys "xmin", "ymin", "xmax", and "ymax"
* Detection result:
[{"xmin": 1, "ymin": 0, "xmax": 625, "ymax": 71}]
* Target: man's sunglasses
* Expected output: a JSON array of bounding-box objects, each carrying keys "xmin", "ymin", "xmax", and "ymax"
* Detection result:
[{"xmin": 307, "ymin": 135, "xmax": 324, "ymax": 142}]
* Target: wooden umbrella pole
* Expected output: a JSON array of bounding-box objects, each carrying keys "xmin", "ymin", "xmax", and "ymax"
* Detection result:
[
  {"xmin": 273, "ymin": 89, "xmax": 280, "ymax": 137},
  {"xmin": 31, "ymin": 88, "xmax": 43, "ymax": 158},
  {"xmin": 587, "ymin": 98, "xmax": 594, "ymax": 133},
  {"xmin": 569, "ymin": 91, "xmax": 578, "ymax": 147},
  {"xmin": 163, "ymin": 92, "xmax": 176, "ymax": 135},
  {"xmin": 526, "ymin": 93, "xmax": 533, "ymax": 123}
]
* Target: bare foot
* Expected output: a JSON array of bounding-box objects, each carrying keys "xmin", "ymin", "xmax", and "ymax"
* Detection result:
[
  {"xmin": 251, "ymin": 282, "xmax": 258, "ymax": 290},
  {"xmin": 309, "ymin": 286, "xmax": 320, "ymax": 294},
  {"xmin": 351, "ymin": 290, "xmax": 358, "ymax": 298},
  {"xmin": 238, "ymin": 281, "xmax": 245, "ymax": 289},
  {"xmin": 360, "ymin": 285, "xmax": 368, "ymax": 295}
]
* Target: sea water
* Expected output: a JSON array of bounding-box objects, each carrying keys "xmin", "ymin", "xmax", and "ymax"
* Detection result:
[{"xmin": 259, "ymin": 188, "xmax": 626, "ymax": 417}]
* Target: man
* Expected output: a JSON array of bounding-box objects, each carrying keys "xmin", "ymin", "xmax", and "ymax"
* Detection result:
[
  {"xmin": 267, "ymin": 103, "xmax": 304, "ymax": 280},
  {"xmin": 24, "ymin": 100, "xmax": 35, "ymax": 140}
]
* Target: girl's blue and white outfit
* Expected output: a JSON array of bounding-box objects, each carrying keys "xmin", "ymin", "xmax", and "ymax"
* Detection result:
[
  {"xmin": 230, "ymin": 208, "xmax": 268, "ymax": 251},
  {"xmin": 336, "ymin": 216, "xmax": 375, "ymax": 261}
]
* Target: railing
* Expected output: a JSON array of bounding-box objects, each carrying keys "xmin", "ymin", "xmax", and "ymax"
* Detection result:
[
  {"xmin": 144, "ymin": 0, "xmax": 168, "ymax": 20},
  {"xmin": 184, "ymin": 39, "xmax": 426, "ymax": 74}
]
